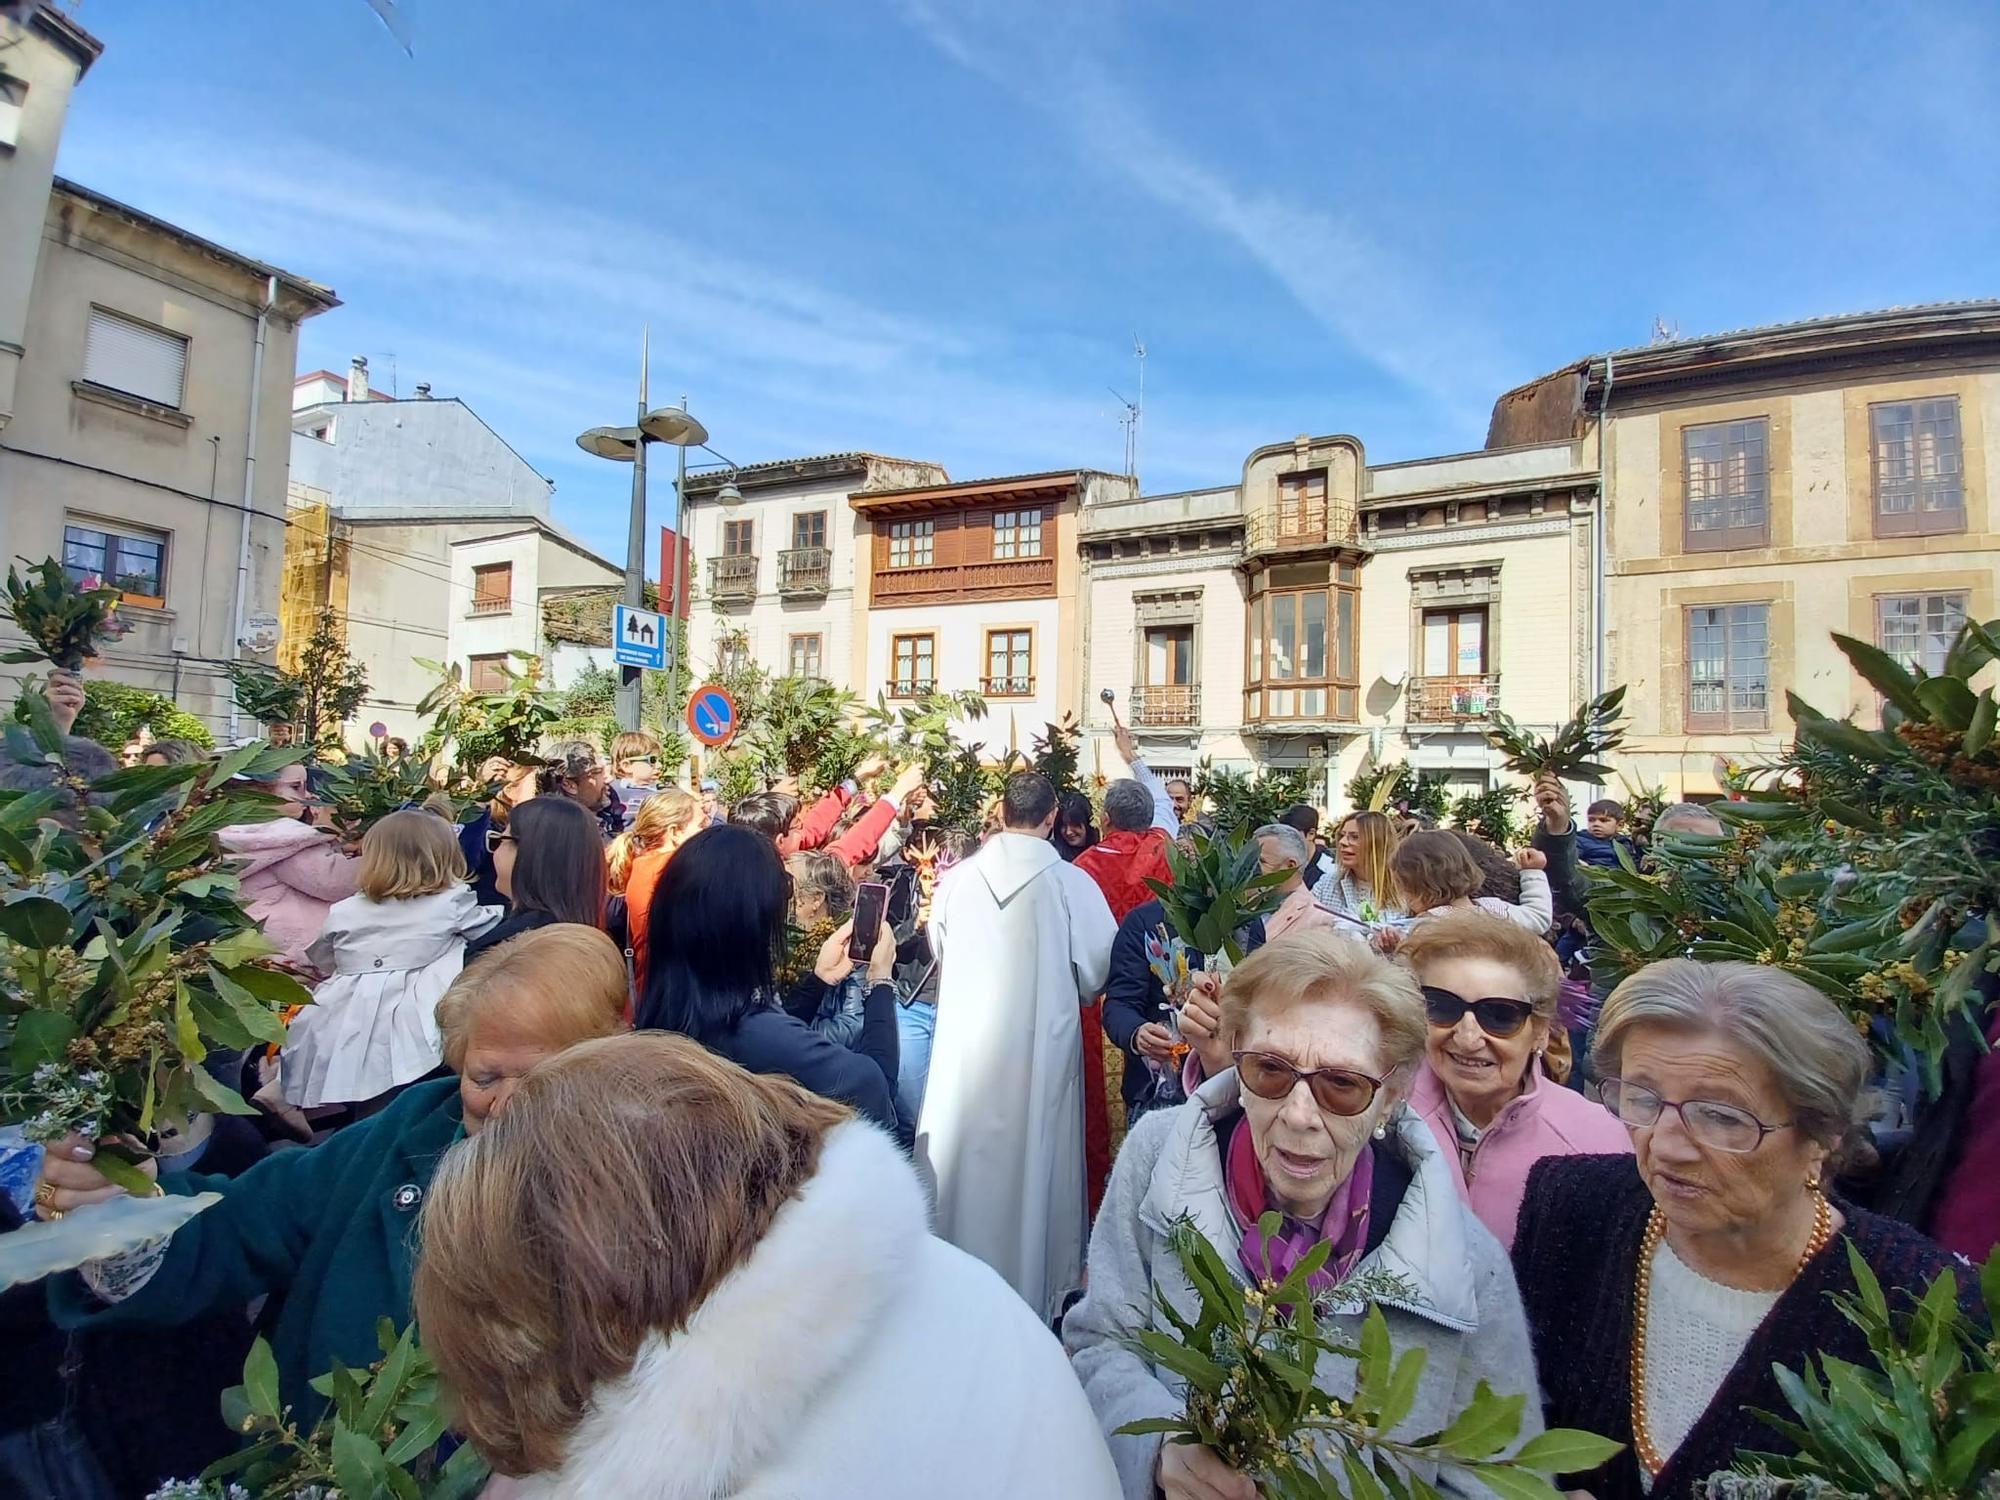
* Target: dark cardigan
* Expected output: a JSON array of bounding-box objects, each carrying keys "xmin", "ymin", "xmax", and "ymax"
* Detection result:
[{"xmin": 1511, "ymin": 1153, "xmax": 1975, "ymax": 1500}]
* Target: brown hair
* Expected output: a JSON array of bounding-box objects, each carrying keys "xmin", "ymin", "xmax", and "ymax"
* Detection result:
[
  {"xmin": 1218, "ymin": 930, "xmax": 1428, "ymax": 1080},
  {"xmin": 356, "ymin": 809, "xmax": 467, "ymax": 901},
  {"xmin": 1390, "ymin": 829, "xmax": 1483, "ymax": 914},
  {"xmin": 413, "ymin": 1033, "xmax": 849, "ymax": 1476},
  {"xmin": 1449, "ymin": 830, "xmax": 1520, "ymax": 904},
  {"xmin": 1396, "ymin": 908, "xmax": 1562, "ymax": 1023},
  {"xmin": 786, "ymin": 849, "xmax": 855, "ymax": 921},
  {"xmin": 437, "ymin": 925, "xmax": 630, "ymax": 1070},
  {"xmin": 606, "ymin": 788, "xmax": 700, "ymax": 893}
]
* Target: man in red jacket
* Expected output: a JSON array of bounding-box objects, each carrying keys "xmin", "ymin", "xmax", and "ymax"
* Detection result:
[{"xmin": 1072, "ymin": 725, "xmax": 1181, "ymax": 922}]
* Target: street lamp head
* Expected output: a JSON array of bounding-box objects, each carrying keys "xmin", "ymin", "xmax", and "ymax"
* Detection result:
[
  {"xmin": 576, "ymin": 425, "xmax": 640, "ymax": 462},
  {"xmin": 639, "ymin": 407, "xmax": 709, "ymax": 447},
  {"xmin": 716, "ymin": 481, "xmax": 745, "ymax": 507}
]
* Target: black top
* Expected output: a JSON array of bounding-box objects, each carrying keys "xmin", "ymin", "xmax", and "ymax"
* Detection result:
[
  {"xmin": 1103, "ymin": 900, "xmax": 1264, "ymax": 1112},
  {"xmin": 708, "ymin": 983, "xmax": 900, "ymax": 1132},
  {"xmin": 1511, "ymin": 1153, "xmax": 1976, "ymax": 1500},
  {"xmin": 464, "ymin": 907, "xmax": 559, "ymax": 961}
]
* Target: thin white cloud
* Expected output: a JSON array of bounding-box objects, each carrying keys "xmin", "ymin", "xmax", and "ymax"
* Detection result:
[{"xmin": 895, "ymin": 0, "xmax": 1515, "ymax": 428}]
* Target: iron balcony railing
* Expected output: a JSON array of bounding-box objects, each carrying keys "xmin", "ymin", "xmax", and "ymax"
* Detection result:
[
  {"xmin": 707, "ymin": 554, "xmax": 758, "ymax": 601},
  {"xmin": 1408, "ymin": 673, "xmax": 1501, "ymax": 722},
  {"xmin": 777, "ymin": 546, "xmax": 831, "ymax": 595},
  {"xmin": 1130, "ymin": 682, "xmax": 1200, "ymax": 727}
]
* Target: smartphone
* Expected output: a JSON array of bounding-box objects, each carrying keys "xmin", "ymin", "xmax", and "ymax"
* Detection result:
[{"xmin": 848, "ymin": 882, "xmax": 890, "ymax": 963}]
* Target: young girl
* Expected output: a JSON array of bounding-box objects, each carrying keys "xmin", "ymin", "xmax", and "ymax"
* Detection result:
[
  {"xmin": 282, "ymin": 810, "xmax": 501, "ymax": 1110},
  {"xmin": 1389, "ymin": 829, "xmax": 1552, "ymax": 935},
  {"xmin": 1310, "ymin": 809, "xmax": 1403, "ymax": 921}
]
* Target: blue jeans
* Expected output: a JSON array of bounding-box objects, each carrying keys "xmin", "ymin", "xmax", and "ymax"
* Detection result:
[{"xmin": 894, "ymin": 998, "xmax": 936, "ymax": 1142}]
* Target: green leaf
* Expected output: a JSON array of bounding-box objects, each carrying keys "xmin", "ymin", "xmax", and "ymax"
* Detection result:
[
  {"xmin": 429, "ymin": 1439, "xmax": 493, "ymax": 1500},
  {"xmin": 1434, "ymin": 1379, "xmax": 1525, "ymax": 1460},
  {"xmin": 1463, "ymin": 1466, "xmax": 1565, "ymax": 1500},
  {"xmin": 0, "ymin": 895, "xmax": 73, "ymax": 949},
  {"xmin": 1510, "ymin": 1428, "xmax": 1626, "ymax": 1475},
  {"xmin": 221, "ymin": 962, "xmax": 313, "ymax": 1010},
  {"xmin": 242, "ymin": 1336, "xmax": 282, "ymax": 1421},
  {"xmin": 209, "ymin": 927, "xmax": 280, "ymax": 968},
  {"xmin": 1355, "ymin": 1303, "xmax": 1394, "ymax": 1414},
  {"xmin": 1968, "ymin": 689, "xmax": 1999, "ymax": 759},
  {"xmin": 204, "ymin": 966, "xmax": 290, "ymax": 1046},
  {"xmin": 17, "ymin": 688, "xmax": 64, "ymax": 756},
  {"xmin": 1339, "ymin": 1448, "xmax": 1388, "ymax": 1500},
  {"xmin": 218, "ymin": 1382, "xmax": 261, "ymax": 1437},
  {"xmin": 203, "ymin": 739, "xmax": 269, "ymax": 791},
  {"xmin": 1833, "ymin": 632, "xmax": 1928, "ymax": 718},
  {"xmin": 331, "ymin": 1424, "xmax": 389, "ymax": 1500},
  {"xmin": 171, "ymin": 979, "xmax": 205, "ymax": 1065},
  {"xmin": 177, "ymin": 1063, "xmax": 259, "ymax": 1116},
  {"xmin": 1376, "ymin": 1344, "xmax": 1430, "ymax": 1435},
  {"xmin": 1915, "ymin": 674, "xmax": 1979, "ymax": 731},
  {"xmin": 362, "ymin": 1323, "xmax": 420, "ymax": 1434},
  {"xmin": 88, "ymin": 1146, "xmax": 157, "ymax": 1196},
  {"xmin": 1113, "ymin": 1416, "xmax": 1192, "ymax": 1437},
  {"xmin": 8, "ymin": 1007, "xmax": 76, "ymax": 1071}
]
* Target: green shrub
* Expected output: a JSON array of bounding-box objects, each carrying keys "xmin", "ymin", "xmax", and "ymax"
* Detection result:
[{"xmin": 13, "ymin": 675, "xmax": 216, "ymax": 750}]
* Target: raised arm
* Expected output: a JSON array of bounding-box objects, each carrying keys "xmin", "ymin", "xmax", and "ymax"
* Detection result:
[{"xmin": 1113, "ymin": 722, "xmax": 1180, "ymax": 837}]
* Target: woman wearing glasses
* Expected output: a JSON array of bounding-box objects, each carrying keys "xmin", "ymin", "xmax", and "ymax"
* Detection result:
[
  {"xmin": 1399, "ymin": 912, "xmax": 1628, "ymax": 1249},
  {"xmin": 1512, "ymin": 959, "xmax": 1972, "ymax": 1499},
  {"xmin": 1064, "ymin": 932, "xmax": 1542, "ymax": 1500},
  {"xmin": 464, "ymin": 796, "xmax": 608, "ymax": 961}
]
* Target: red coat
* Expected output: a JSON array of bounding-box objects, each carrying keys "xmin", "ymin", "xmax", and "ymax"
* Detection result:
[{"xmin": 1072, "ymin": 828, "xmax": 1172, "ymax": 924}]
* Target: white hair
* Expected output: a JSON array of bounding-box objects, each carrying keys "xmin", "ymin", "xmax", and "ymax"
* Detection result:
[{"xmin": 1253, "ymin": 822, "xmax": 1309, "ymax": 869}]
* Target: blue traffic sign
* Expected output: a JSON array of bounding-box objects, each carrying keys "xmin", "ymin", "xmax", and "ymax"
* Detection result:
[
  {"xmin": 613, "ymin": 604, "xmax": 667, "ymax": 670},
  {"xmin": 686, "ymin": 684, "xmax": 737, "ymax": 747}
]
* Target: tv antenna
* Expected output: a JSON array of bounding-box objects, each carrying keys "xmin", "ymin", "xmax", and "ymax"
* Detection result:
[
  {"xmin": 1107, "ymin": 386, "xmax": 1139, "ymax": 480},
  {"xmin": 1650, "ymin": 316, "xmax": 1680, "ymax": 345}
]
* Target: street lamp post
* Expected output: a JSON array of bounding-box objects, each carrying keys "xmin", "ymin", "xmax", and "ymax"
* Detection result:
[{"xmin": 576, "ymin": 329, "xmax": 708, "ymax": 732}]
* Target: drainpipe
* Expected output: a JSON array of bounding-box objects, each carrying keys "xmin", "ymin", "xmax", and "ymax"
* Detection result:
[
  {"xmin": 228, "ymin": 275, "xmax": 277, "ymax": 744},
  {"xmin": 1593, "ymin": 353, "xmax": 1614, "ymax": 701}
]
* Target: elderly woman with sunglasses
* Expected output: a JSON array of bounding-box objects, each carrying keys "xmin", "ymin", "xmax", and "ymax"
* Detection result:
[
  {"xmin": 1398, "ymin": 912, "xmax": 1628, "ymax": 1249},
  {"xmin": 1511, "ymin": 959, "xmax": 1974, "ymax": 1500},
  {"xmin": 1065, "ymin": 932, "xmax": 1542, "ymax": 1500}
]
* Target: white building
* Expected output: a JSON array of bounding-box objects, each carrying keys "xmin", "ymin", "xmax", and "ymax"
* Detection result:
[
  {"xmin": 678, "ymin": 452, "xmax": 946, "ymax": 688},
  {"xmin": 288, "ymin": 359, "xmax": 619, "ymax": 741}
]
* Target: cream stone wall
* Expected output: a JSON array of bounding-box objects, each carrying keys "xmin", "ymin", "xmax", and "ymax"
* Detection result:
[{"xmin": 1606, "ymin": 367, "xmax": 2000, "ymax": 796}]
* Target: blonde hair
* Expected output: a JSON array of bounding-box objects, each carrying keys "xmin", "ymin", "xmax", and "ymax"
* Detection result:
[
  {"xmin": 1389, "ymin": 829, "xmax": 1483, "ymax": 914},
  {"xmin": 1340, "ymin": 810, "xmax": 1400, "ymax": 900},
  {"xmin": 1396, "ymin": 908, "xmax": 1562, "ymax": 1023},
  {"xmin": 356, "ymin": 810, "xmax": 466, "ymax": 901},
  {"xmin": 436, "ymin": 925, "xmax": 629, "ymax": 1071},
  {"xmin": 1220, "ymin": 930, "xmax": 1427, "ymax": 1079},
  {"xmin": 606, "ymin": 788, "xmax": 700, "ymax": 893},
  {"xmin": 413, "ymin": 1033, "xmax": 849, "ymax": 1477}
]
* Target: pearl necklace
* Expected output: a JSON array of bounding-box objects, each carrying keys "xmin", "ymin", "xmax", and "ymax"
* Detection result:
[{"xmin": 1628, "ymin": 1191, "xmax": 1834, "ymax": 1478}]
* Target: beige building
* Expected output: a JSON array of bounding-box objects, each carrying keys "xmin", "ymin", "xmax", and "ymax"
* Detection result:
[
  {"xmin": 1079, "ymin": 435, "xmax": 1597, "ymax": 805},
  {"xmin": 1500, "ymin": 302, "xmax": 2000, "ymax": 797},
  {"xmin": 0, "ymin": 10, "xmax": 337, "ymax": 733}
]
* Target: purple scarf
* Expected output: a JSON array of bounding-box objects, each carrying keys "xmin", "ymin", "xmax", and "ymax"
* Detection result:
[{"xmin": 1226, "ymin": 1118, "xmax": 1374, "ymax": 1296}]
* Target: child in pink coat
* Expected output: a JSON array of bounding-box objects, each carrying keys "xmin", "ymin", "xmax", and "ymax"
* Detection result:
[{"xmin": 217, "ymin": 762, "xmax": 359, "ymax": 974}]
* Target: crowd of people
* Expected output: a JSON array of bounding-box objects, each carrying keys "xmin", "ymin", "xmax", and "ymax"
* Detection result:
[{"xmin": 3, "ymin": 683, "xmax": 1994, "ymax": 1500}]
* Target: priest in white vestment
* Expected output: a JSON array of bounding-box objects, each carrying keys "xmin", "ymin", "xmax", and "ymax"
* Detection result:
[{"xmin": 917, "ymin": 772, "xmax": 1118, "ymax": 1322}]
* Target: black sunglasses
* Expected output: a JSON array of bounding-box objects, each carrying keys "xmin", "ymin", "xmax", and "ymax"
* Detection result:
[
  {"xmin": 1232, "ymin": 1050, "xmax": 1386, "ymax": 1118},
  {"xmin": 1421, "ymin": 985, "xmax": 1535, "ymax": 1039},
  {"xmin": 484, "ymin": 827, "xmax": 514, "ymax": 854}
]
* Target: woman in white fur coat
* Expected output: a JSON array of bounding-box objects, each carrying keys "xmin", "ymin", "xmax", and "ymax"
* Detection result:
[{"xmin": 415, "ymin": 1032, "xmax": 1122, "ymax": 1500}]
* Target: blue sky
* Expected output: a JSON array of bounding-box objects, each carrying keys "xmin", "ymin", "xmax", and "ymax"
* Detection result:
[{"xmin": 55, "ymin": 0, "xmax": 2000, "ymax": 566}]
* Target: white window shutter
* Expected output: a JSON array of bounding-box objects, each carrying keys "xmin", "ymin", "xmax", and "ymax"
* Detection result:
[{"xmin": 83, "ymin": 310, "xmax": 187, "ymax": 408}]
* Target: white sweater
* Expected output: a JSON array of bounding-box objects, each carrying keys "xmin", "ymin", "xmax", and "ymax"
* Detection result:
[{"xmin": 1639, "ymin": 1239, "xmax": 1779, "ymax": 1487}]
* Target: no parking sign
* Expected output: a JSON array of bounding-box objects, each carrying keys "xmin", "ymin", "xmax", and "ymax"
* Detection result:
[{"xmin": 685, "ymin": 684, "xmax": 737, "ymax": 747}]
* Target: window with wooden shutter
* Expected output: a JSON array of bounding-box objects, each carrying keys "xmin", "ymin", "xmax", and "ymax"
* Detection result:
[
  {"xmin": 983, "ymin": 630, "xmax": 1032, "ymax": 696},
  {"xmin": 467, "ymin": 654, "xmax": 510, "ymax": 694},
  {"xmin": 1871, "ymin": 398, "xmax": 1965, "ymax": 537},
  {"xmin": 83, "ymin": 308, "xmax": 188, "ymax": 409},
  {"xmin": 1877, "ymin": 592, "xmax": 1967, "ymax": 678},
  {"xmin": 1682, "ymin": 419, "xmax": 1770, "ymax": 551},
  {"xmin": 791, "ymin": 511, "xmax": 827, "ymax": 550},
  {"xmin": 1685, "ymin": 603, "xmax": 1771, "ymax": 732},
  {"xmin": 722, "ymin": 520, "xmax": 755, "ymax": 556},
  {"xmin": 788, "ymin": 633, "xmax": 823, "ymax": 680},
  {"xmin": 891, "ymin": 634, "xmax": 935, "ymax": 697},
  {"xmin": 471, "ymin": 563, "xmax": 513, "ymax": 615}
]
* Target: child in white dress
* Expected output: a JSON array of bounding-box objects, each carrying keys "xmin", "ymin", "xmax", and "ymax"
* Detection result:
[{"xmin": 282, "ymin": 810, "xmax": 502, "ymax": 1109}]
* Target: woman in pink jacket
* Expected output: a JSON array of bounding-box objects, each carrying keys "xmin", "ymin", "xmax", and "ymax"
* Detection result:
[
  {"xmin": 1398, "ymin": 910, "xmax": 1629, "ymax": 1249},
  {"xmin": 217, "ymin": 761, "xmax": 359, "ymax": 974}
]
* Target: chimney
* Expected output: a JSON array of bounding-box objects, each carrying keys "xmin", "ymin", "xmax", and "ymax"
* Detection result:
[
  {"xmin": 347, "ymin": 356, "xmax": 370, "ymax": 403},
  {"xmin": 414, "ymin": 382, "xmax": 432, "ymax": 400}
]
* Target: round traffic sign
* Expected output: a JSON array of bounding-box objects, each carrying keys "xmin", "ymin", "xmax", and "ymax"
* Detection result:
[{"xmin": 685, "ymin": 684, "xmax": 738, "ymax": 747}]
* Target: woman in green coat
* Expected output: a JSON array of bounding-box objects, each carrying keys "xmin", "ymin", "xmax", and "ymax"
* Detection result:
[{"xmin": 37, "ymin": 925, "xmax": 629, "ymax": 1417}]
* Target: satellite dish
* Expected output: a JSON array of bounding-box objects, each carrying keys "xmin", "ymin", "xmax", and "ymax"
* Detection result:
[
  {"xmin": 639, "ymin": 407, "xmax": 708, "ymax": 447},
  {"xmin": 576, "ymin": 426, "xmax": 640, "ymax": 461}
]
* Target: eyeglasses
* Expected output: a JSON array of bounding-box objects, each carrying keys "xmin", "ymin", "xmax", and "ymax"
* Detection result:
[
  {"xmin": 1233, "ymin": 1050, "xmax": 1386, "ymax": 1118},
  {"xmin": 1597, "ymin": 1078, "xmax": 1793, "ymax": 1154},
  {"xmin": 1421, "ymin": 986, "xmax": 1536, "ymax": 1040},
  {"xmin": 484, "ymin": 828, "xmax": 514, "ymax": 854}
]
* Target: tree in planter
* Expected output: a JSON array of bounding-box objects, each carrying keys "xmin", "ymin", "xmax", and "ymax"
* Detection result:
[
  {"xmin": 293, "ymin": 610, "xmax": 368, "ymax": 746},
  {"xmin": 1195, "ymin": 759, "xmax": 1320, "ymax": 836}
]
